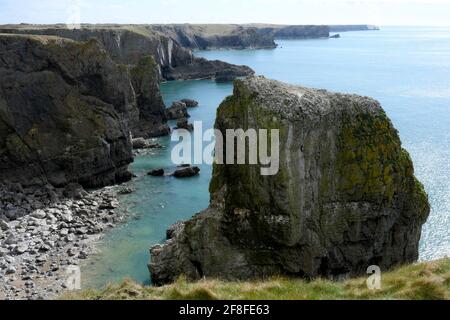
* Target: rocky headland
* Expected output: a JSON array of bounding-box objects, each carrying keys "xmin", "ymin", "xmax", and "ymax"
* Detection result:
[
  {"xmin": 148, "ymin": 24, "xmax": 341, "ymax": 49},
  {"xmin": 149, "ymin": 24, "xmax": 277, "ymax": 50},
  {"xmin": 0, "ymin": 30, "xmax": 186, "ymax": 298},
  {"xmin": 150, "ymin": 76, "xmax": 430, "ymax": 285},
  {"xmin": 0, "ymin": 26, "xmax": 255, "ymax": 187},
  {"xmin": 253, "ymin": 24, "xmax": 330, "ymax": 40},
  {"xmin": 0, "ymin": 24, "xmax": 379, "ymax": 55},
  {"xmin": 0, "ymin": 33, "xmax": 147, "ymax": 299},
  {"xmin": 0, "ymin": 25, "xmax": 255, "ymax": 81},
  {"xmin": 0, "ymin": 23, "xmax": 382, "ymax": 299},
  {"xmin": 0, "ymin": 23, "xmax": 256, "ymax": 299},
  {"xmin": 329, "ymin": 25, "xmax": 380, "ymax": 32}
]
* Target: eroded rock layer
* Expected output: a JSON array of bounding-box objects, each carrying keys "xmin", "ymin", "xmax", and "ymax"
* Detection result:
[{"xmin": 150, "ymin": 76, "xmax": 430, "ymax": 285}]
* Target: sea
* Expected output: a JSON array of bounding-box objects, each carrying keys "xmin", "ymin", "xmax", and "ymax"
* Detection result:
[{"xmin": 82, "ymin": 27, "xmax": 450, "ymax": 288}]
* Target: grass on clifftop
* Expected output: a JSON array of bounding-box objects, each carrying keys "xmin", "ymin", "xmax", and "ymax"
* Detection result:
[{"xmin": 64, "ymin": 259, "xmax": 450, "ymax": 300}]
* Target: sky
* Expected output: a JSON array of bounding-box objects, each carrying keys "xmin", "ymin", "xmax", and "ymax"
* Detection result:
[{"xmin": 1, "ymin": 0, "xmax": 450, "ymax": 26}]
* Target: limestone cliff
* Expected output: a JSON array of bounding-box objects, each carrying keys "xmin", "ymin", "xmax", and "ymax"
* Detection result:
[
  {"xmin": 150, "ymin": 76, "xmax": 430, "ymax": 285},
  {"xmin": 0, "ymin": 34, "xmax": 136, "ymax": 188},
  {"xmin": 149, "ymin": 24, "xmax": 330, "ymax": 49},
  {"xmin": 255, "ymin": 24, "xmax": 330, "ymax": 39},
  {"xmin": 130, "ymin": 56, "xmax": 169, "ymax": 137},
  {"xmin": 0, "ymin": 25, "xmax": 254, "ymax": 81},
  {"xmin": 149, "ymin": 24, "xmax": 277, "ymax": 50}
]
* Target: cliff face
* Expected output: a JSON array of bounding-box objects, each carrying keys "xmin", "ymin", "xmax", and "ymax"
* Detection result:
[
  {"xmin": 0, "ymin": 25, "xmax": 255, "ymax": 81},
  {"xmin": 0, "ymin": 26, "xmax": 193, "ymax": 68},
  {"xmin": 150, "ymin": 76, "xmax": 430, "ymax": 285},
  {"xmin": 0, "ymin": 25, "xmax": 257, "ymax": 188},
  {"xmin": 256, "ymin": 25, "xmax": 330, "ymax": 39},
  {"xmin": 130, "ymin": 56, "xmax": 169, "ymax": 137},
  {"xmin": 149, "ymin": 24, "xmax": 331, "ymax": 49},
  {"xmin": 149, "ymin": 24, "xmax": 277, "ymax": 50},
  {"xmin": 148, "ymin": 24, "xmax": 333, "ymax": 50},
  {"xmin": 0, "ymin": 34, "xmax": 136, "ymax": 188},
  {"xmin": 0, "ymin": 24, "xmax": 337, "ymax": 81}
]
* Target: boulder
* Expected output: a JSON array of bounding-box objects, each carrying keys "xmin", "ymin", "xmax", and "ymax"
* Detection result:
[
  {"xmin": 5, "ymin": 208, "xmax": 20, "ymax": 221},
  {"xmin": 63, "ymin": 183, "xmax": 87, "ymax": 200},
  {"xmin": 165, "ymin": 102, "xmax": 190, "ymax": 120},
  {"xmin": 132, "ymin": 138, "xmax": 149, "ymax": 150},
  {"xmin": 175, "ymin": 119, "xmax": 194, "ymax": 131},
  {"xmin": 132, "ymin": 137, "xmax": 163, "ymax": 150},
  {"xmin": 172, "ymin": 166, "xmax": 200, "ymax": 178},
  {"xmin": 148, "ymin": 169, "xmax": 165, "ymax": 177},
  {"xmin": 180, "ymin": 99, "xmax": 199, "ymax": 108},
  {"xmin": 5, "ymin": 266, "xmax": 16, "ymax": 275},
  {"xmin": 150, "ymin": 76, "xmax": 430, "ymax": 285},
  {"xmin": 118, "ymin": 187, "xmax": 135, "ymax": 195},
  {"xmin": 0, "ymin": 220, "xmax": 9, "ymax": 231},
  {"xmin": 15, "ymin": 244, "xmax": 29, "ymax": 255},
  {"xmin": 31, "ymin": 210, "xmax": 46, "ymax": 220}
]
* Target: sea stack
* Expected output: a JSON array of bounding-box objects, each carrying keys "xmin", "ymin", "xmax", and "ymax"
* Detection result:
[{"xmin": 150, "ymin": 76, "xmax": 430, "ymax": 285}]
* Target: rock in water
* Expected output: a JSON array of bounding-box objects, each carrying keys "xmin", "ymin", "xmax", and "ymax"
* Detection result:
[
  {"xmin": 148, "ymin": 169, "xmax": 165, "ymax": 177},
  {"xmin": 173, "ymin": 166, "xmax": 200, "ymax": 178},
  {"xmin": 165, "ymin": 102, "xmax": 190, "ymax": 120},
  {"xmin": 150, "ymin": 76, "xmax": 430, "ymax": 285},
  {"xmin": 175, "ymin": 119, "xmax": 194, "ymax": 131},
  {"xmin": 215, "ymin": 70, "xmax": 239, "ymax": 82},
  {"xmin": 180, "ymin": 99, "xmax": 199, "ymax": 108}
]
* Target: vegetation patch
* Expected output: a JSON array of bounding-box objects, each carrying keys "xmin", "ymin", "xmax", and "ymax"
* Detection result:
[{"xmin": 63, "ymin": 259, "xmax": 449, "ymax": 300}]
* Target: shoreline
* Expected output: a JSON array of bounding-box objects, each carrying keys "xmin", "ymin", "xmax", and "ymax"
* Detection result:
[{"xmin": 0, "ymin": 182, "xmax": 134, "ymax": 300}]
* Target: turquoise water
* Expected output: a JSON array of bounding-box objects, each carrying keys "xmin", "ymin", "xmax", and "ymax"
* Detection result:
[
  {"xmin": 83, "ymin": 27, "xmax": 450, "ymax": 288},
  {"xmin": 82, "ymin": 81, "xmax": 233, "ymax": 287}
]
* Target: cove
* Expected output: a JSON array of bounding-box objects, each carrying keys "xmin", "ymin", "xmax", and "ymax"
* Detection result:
[
  {"xmin": 81, "ymin": 80, "xmax": 233, "ymax": 287},
  {"xmin": 82, "ymin": 27, "xmax": 450, "ymax": 288}
]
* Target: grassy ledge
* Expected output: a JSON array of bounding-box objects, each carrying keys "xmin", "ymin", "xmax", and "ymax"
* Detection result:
[{"xmin": 63, "ymin": 259, "xmax": 449, "ymax": 300}]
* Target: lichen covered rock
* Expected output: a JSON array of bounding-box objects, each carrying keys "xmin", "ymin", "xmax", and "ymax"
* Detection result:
[{"xmin": 150, "ymin": 76, "xmax": 430, "ymax": 285}]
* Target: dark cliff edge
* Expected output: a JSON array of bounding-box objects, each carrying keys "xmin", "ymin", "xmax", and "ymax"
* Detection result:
[
  {"xmin": 149, "ymin": 24, "xmax": 330, "ymax": 50},
  {"xmin": 150, "ymin": 76, "xmax": 430, "ymax": 285},
  {"xmin": 0, "ymin": 34, "xmax": 138, "ymax": 188}
]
